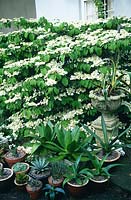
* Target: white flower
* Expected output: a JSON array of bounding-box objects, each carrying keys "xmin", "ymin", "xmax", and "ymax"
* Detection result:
[{"xmin": 45, "ymin": 78, "xmax": 57, "ymax": 86}]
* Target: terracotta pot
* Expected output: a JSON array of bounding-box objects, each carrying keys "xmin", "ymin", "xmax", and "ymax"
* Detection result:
[
  {"xmin": 4, "ymin": 150, "xmax": 26, "ymax": 167},
  {"xmin": 97, "ymin": 150, "xmax": 121, "ymax": 163},
  {"xmin": 67, "ymin": 179, "xmax": 89, "ymax": 197},
  {"xmin": 26, "ymin": 180, "xmax": 43, "ymax": 200},
  {"xmin": 0, "ymin": 168, "xmax": 14, "ymax": 192},
  {"xmin": 12, "ymin": 162, "xmax": 30, "ymax": 174},
  {"xmin": 48, "ymin": 176, "xmax": 64, "ymax": 187}
]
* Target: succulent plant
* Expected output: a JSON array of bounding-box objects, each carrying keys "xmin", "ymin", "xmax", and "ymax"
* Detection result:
[{"xmin": 31, "ymin": 157, "xmax": 49, "ymax": 174}]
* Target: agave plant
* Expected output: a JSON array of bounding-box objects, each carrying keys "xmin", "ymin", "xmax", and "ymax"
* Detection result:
[
  {"xmin": 44, "ymin": 124, "xmax": 93, "ymax": 161},
  {"xmin": 31, "ymin": 157, "xmax": 49, "ymax": 174},
  {"xmin": 29, "ymin": 121, "xmax": 56, "ymax": 155}
]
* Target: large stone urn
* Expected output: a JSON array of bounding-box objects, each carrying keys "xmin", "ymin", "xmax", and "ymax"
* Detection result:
[{"xmin": 89, "ymin": 90, "xmax": 125, "ymax": 139}]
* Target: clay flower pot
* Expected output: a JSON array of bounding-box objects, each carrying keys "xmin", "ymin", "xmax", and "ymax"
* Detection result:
[
  {"xmin": 4, "ymin": 150, "xmax": 26, "ymax": 167},
  {"xmin": 26, "ymin": 180, "xmax": 43, "ymax": 200},
  {"xmin": 12, "ymin": 162, "xmax": 30, "ymax": 174},
  {"xmin": 67, "ymin": 179, "xmax": 89, "ymax": 197},
  {"xmin": 48, "ymin": 176, "xmax": 64, "ymax": 187}
]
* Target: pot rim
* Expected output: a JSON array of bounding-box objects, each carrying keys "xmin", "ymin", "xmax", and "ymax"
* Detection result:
[
  {"xmin": 12, "ymin": 162, "xmax": 30, "ymax": 174},
  {"xmin": 90, "ymin": 176, "xmax": 109, "ymax": 183},
  {"xmin": 0, "ymin": 168, "xmax": 13, "ymax": 181},
  {"xmin": 67, "ymin": 179, "xmax": 89, "ymax": 188},
  {"xmin": 97, "ymin": 150, "xmax": 121, "ymax": 163}
]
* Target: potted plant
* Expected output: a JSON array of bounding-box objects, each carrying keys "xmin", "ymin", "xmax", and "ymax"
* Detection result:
[
  {"xmin": 63, "ymin": 155, "xmax": 93, "ymax": 197},
  {"xmin": 89, "ymin": 55, "xmax": 131, "ymax": 139},
  {"xmin": 0, "ymin": 162, "xmax": 13, "ymax": 191},
  {"xmin": 48, "ymin": 160, "xmax": 66, "ymax": 187},
  {"xmin": 29, "ymin": 156, "xmax": 50, "ymax": 184},
  {"xmin": 4, "ymin": 145, "xmax": 26, "ymax": 167},
  {"xmin": 14, "ymin": 172, "xmax": 28, "ymax": 188},
  {"xmin": 43, "ymin": 184, "xmax": 66, "ymax": 200},
  {"xmin": 12, "ymin": 162, "xmax": 30, "ymax": 174},
  {"xmin": 84, "ymin": 116, "xmax": 131, "ymax": 162},
  {"xmin": 87, "ymin": 152, "xmax": 122, "ymax": 191},
  {"xmin": 26, "ymin": 177, "xmax": 43, "ymax": 200}
]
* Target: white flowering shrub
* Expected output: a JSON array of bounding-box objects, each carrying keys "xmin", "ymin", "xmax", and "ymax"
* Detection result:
[{"xmin": 0, "ymin": 16, "xmax": 131, "ymax": 142}]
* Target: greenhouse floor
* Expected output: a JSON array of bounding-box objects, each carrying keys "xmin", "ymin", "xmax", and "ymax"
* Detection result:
[{"xmin": 0, "ymin": 148, "xmax": 131, "ymax": 200}]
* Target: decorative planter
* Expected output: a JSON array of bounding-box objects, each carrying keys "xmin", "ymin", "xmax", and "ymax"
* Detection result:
[
  {"xmin": 67, "ymin": 179, "xmax": 89, "ymax": 197},
  {"xmin": 0, "ymin": 168, "xmax": 13, "ymax": 192},
  {"xmin": 26, "ymin": 180, "xmax": 43, "ymax": 200},
  {"xmin": 12, "ymin": 162, "xmax": 30, "ymax": 174},
  {"xmin": 89, "ymin": 91, "xmax": 125, "ymax": 140},
  {"xmin": 48, "ymin": 176, "xmax": 64, "ymax": 187},
  {"xmin": 4, "ymin": 150, "xmax": 26, "ymax": 168}
]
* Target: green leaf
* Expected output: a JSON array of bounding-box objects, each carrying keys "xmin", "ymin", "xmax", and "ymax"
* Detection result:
[
  {"xmin": 29, "ymin": 33, "xmax": 35, "ymax": 41},
  {"xmin": 53, "ymin": 87, "xmax": 59, "ymax": 95},
  {"xmin": 31, "ymin": 143, "xmax": 40, "ymax": 154},
  {"xmin": 62, "ymin": 77, "xmax": 68, "ymax": 86},
  {"xmin": 95, "ymin": 47, "xmax": 102, "ymax": 56}
]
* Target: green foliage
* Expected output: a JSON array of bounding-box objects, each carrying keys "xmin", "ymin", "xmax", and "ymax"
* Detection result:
[
  {"xmin": 63, "ymin": 155, "xmax": 93, "ymax": 186},
  {"xmin": 87, "ymin": 151, "xmax": 122, "ymax": 178},
  {"xmin": 50, "ymin": 160, "xmax": 66, "ymax": 179},
  {"xmin": 43, "ymin": 184, "xmax": 66, "ymax": 200},
  {"xmin": 15, "ymin": 172, "xmax": 28, "ymax": 184},
  {"xmin": 0, "ymin": 16, "xmax": 130, "ymax": 147},
  {"xmin": 44, "ymin": 125, "xmax": 93, "ymax": 161},
  {"xmin": 84, "ymin": 116, "xmax": 131, "ymax": 154}
]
